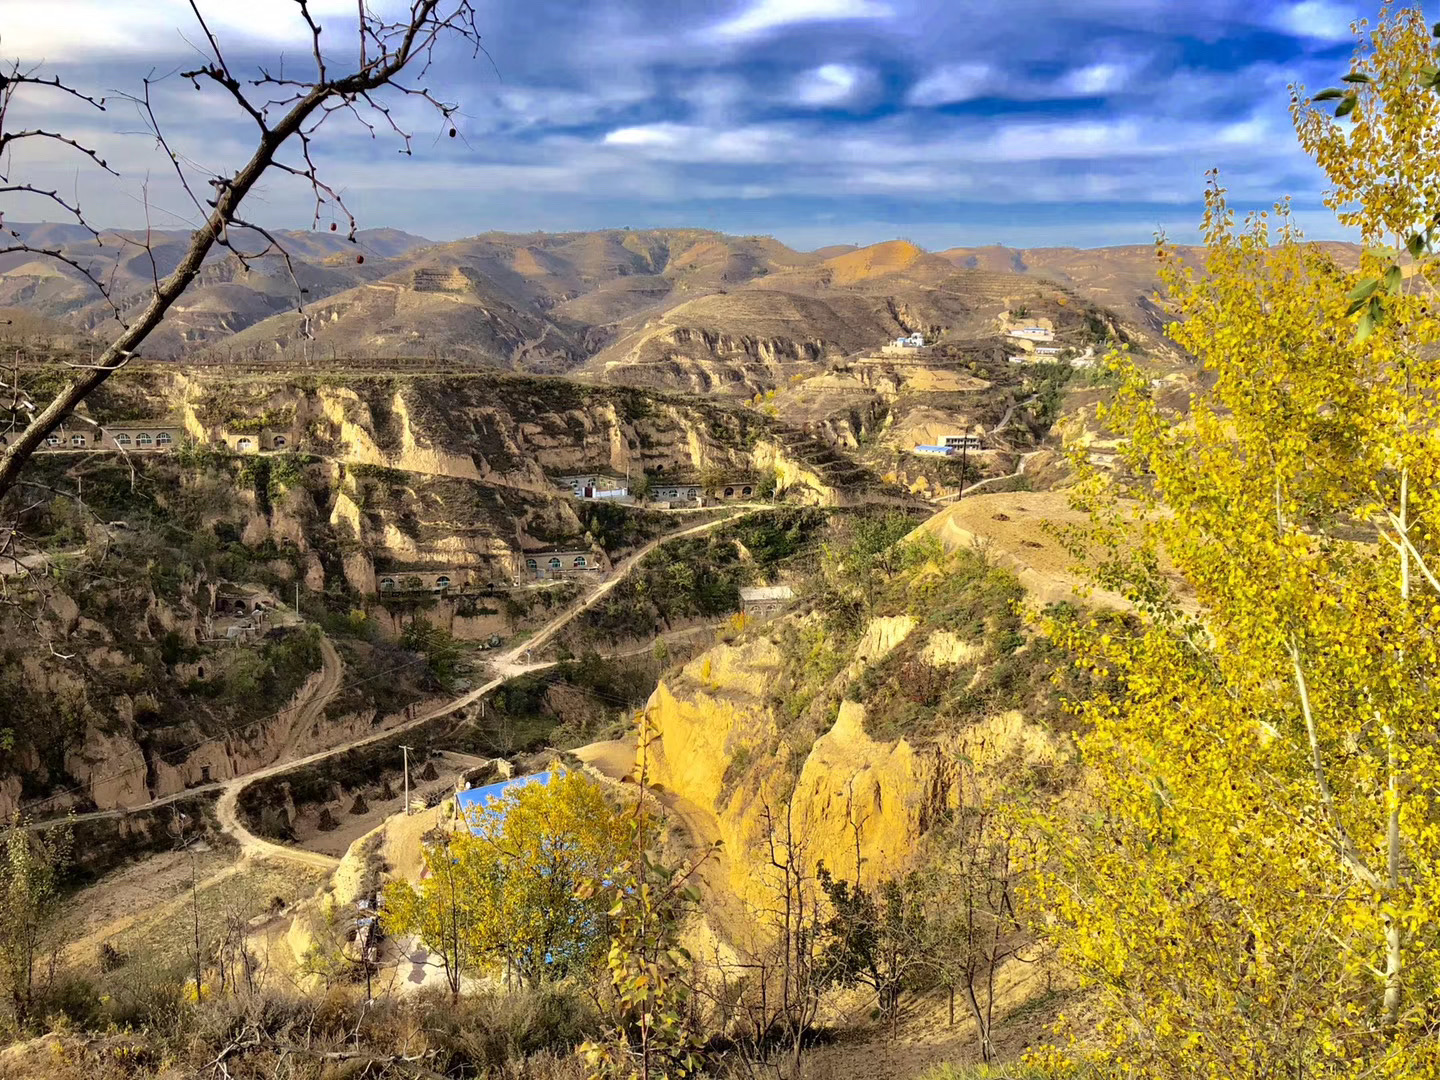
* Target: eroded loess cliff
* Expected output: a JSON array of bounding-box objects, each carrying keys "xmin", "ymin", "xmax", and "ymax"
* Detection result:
[{"xmin": 641, "ymin": 539, "xmax": 1094, "ymax": 944}]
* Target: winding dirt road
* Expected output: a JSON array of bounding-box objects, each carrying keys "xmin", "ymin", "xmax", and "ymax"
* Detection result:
[
  {"xmin": 178, "ymin": 508, "xmax": 752, "ymax": 867},
  {"xmin": 41, "ymin": 509, "xmax": 756, "ymax": 868},
  {"xmin": 280, "ymin": 636, "xmax": 344, "ymax": 757}
]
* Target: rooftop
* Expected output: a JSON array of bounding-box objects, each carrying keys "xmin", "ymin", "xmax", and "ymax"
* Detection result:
[
  {"xmin": 94, "ymin": 417, "xmax": 183, "ymax": 429},
  {"xmin": 739, "ymin": 585, "xmax": 795, "ymax": 602},
  {"xmin": 455, "ymin": 771, "xmax": 553, "ymax": 833}
]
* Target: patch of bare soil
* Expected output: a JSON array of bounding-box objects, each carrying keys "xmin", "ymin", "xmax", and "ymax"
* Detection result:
[
  {"xmin": 60, "ymin": 844, "xmax": 237, "ymax": 963},
  {"xmin": 918, "ymin": 490, "xmax": 1194, "ymax": 611},
  {"xmin": 800, "ymin": 959, "xmax": 1076, "ymax": 1080},
  {"xmin": 289, "ymin": 756, "xmax": 470, "ymax": 857}
]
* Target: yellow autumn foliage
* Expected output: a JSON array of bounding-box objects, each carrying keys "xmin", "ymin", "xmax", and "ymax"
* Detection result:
[
  {"xmin": 382, "ymin": 772, "xmax": 631, "ymax": 989},
  {"xmin": 1034, "ymin": 7, "xmax": 1440, "ymax": 1077}
]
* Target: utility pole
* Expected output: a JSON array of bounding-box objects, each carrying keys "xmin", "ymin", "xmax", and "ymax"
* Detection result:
[
  {"xmin": 401, "ymin": 745, "xmax": 413, "ymax": 815},
  {"xmin": 959, "ymin": 439, "xmax": 969, "ymax": 500},
  {"xmin": 295, "ymin": 579, "xmax": 300, "ymax": 616}
]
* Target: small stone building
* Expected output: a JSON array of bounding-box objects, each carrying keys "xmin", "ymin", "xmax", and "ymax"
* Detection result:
[
  {"xmin": 29, "ymin": 419, "xmax": 184, "ymax": 452},
  {"xmin": 513, "ymin": 549, "xmax": 607, "ymax": 581},
  {"xmin": 651, "ymin": 481, "xmax": 703, "ymax": 504},
  {"xmin": 100, "ymin": 420, "xmax": 185, "ymax": 451},
  {"xmin": 376, "ymin": 569, "xmax": 470, "ymax": 593},
  {"xmin": 941, "ymin": 434, "xmax": 986, "ymax": 452},
  {"xmin": 554, "ymin": 472, "xmax": 630, "ymax": 501},
  {"xmin": 707, "ymin": 478, "xmax": 760, "ymax": 501},
  {"xmin": 740, "ymin": 584, "xmax": 794, "ymax": 619},
  {"xmin": 221, "ymin": 427, "xmax": 294, "ymax": 453}
]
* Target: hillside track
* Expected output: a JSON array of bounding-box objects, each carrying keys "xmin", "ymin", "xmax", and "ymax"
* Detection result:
[{"xmin": 45, "ymin": 509, "xmax": 760, "ymax": 867}]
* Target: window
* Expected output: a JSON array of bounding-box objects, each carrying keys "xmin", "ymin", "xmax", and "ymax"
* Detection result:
[
  {"xmin": 136, "ymin": 433, "xmax": 153, "ymax": 447},
  {"xmin": 742, "ymin": 486, "xmax": 753, "ymax": 496},
  {"xmin": 525, "ymin": 559, "xmax": 537, "ymax": 570},
  {"xmin": 724, "ymin": 487, "xmax": 734, "ymax": 497},
  {"xmin": 45, "ymin": 435, "xmax": 60, "ymax": 446},
  {"xmin": 573, "ymin": 556, "xmax": 587, "ymax": 567},
  {"xmin": 434, "ymin": 575, "xmax": 451, "ymax": 589},
  {"xmin": 114, "ymin": 433, "xmax": 131, "ymax": 446},
  {"xmin": 236, "ymin": 437, "xmax": 253, "ymax": 452},
  {"xmin": 549, "ymin": 557, "xmax": 562, "ymax": 570},
  {"xmin": 273, "ymin": 435, "xmax": 286, "ymax": 449},
  {"xmin": 666, "ymin": 489, "xmax": 677, "ymax": 498},
  {"xmin": 155, "ymin": 432, "xmax": 172, "ymax": 446},
  {"xmin": 70, "ymin": 434, "xmax": 86, "ymax": 447},
  {"xmin": 380, "ymin": 577, "xmax": 396, "ymax": 591}
]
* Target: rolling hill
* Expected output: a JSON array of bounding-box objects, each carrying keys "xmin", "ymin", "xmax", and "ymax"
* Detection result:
[{"xmin": 5, "ymin": 224, "xmax": 1218, "ymax": 389}]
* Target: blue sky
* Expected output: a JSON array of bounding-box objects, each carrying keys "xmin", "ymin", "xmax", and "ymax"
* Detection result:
[{"xmin": 6, "ymin": 0, "xmax": 1378, "ymax": 249}]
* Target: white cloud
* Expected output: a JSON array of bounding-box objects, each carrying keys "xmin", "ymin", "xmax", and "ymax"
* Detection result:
[
  {"xmin": 711, "ymin": 0, "xmax": 893, "ymax": 40},
  {"xmin": 906, "ymin": 63, "xmax": 996, "ymax": 107},
  {"xmin": 791, "ymin": 63, "xmax": 871, "ymax": 106},
  {"xmin": 604, "ymin": 124, "xmax": 686, "ymax": 149},
  {"xmin": 907, "ymin": 59, "xmax": 1138, "ymax": 106},
  {"xmin": 7, "ymin": 0, "xmax": 366, "ymax": 59},
  {"xmin": 1269, "ymin": 1, "xmax": 1357, "ymax": 41},
  {"xmin": 492, "ymin": 85, "xmax": 650, "ymax": 130},
  {"xmin": 1059, "ymin": 62, "xmax": 1131, "ymax": 96}
]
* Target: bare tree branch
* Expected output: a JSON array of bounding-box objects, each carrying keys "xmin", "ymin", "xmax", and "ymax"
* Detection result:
[{"xmin": 0, "ymin": 0, "xmax": 484, "ymax": 497}]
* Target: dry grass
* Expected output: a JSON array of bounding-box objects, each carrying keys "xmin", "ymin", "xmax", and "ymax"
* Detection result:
[
  {"xmin": 823, "ymin": 240, "xmax": 926, "ymax": 285},
  {"xmin": 68, "ymin": 854, "xmax": 328, "ymax": 975}
]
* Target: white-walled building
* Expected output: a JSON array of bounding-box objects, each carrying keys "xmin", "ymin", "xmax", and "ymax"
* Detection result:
[
  {"xmin": 555, "ymin": 472, "xmax": 631, "ymax": 501},
  {"xmin": 941, "ymin": 434, "xmax": 986, "ymax": 452},
  {"xmin": 1008, "ymin": 326, "xmax": 1054, "ymax": 342}
]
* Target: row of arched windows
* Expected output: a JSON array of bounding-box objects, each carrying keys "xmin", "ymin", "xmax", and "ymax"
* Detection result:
[
  {"xmin": 41, "ymin": 430, "xmax": 175, "ymax": 449},
  {"xmin": 32, "ymin": 430, "xmax": 292, "ymax": 452},
  {"xmin": 235, "ymin": 435, "xmax": 287, "ymax": 451},
  {"xmin": 525, "ymin": 555, "xmax": 588, "ymax": 571},
  {"xmin": 379, "ymin": 574, "xmax": 453, "ymax": 591}
]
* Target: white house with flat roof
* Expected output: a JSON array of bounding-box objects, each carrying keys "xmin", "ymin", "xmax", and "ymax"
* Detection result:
[
  {"xmin": 555, "ymin": 472, "xmax": 630, "ymax": 501},
  {"xmin": 740, "ymin": 584, "xmax": 794, "ymax": 618},
  {"xmin": 941, "ymin": 434, "xmax": 986, "ymax": 452},
  {"xmin": 1008, "ymin": 326, "xmax": 1054, "ymax": 342}
]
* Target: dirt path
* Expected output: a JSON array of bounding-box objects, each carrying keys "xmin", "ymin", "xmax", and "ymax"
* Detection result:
[
  {"xmin": 215, "ymin": 782, "xmax": 343, "ymax": 869},
  {"xmin": 500, "ymin": 510, "xmax": 747, "ymax": 669},
  {"xmin": 280, "ymin": 636, "xmax": 343, "ymax": 757},
  {"xmin": 211, "ymin": 509, "xmax": 750, "ymax": 861},
  {"xmin": 990, "ymin": 394, "xmax": 1038, "ymax": 436},
  {"xmin": 40, "ymin": 509, "xmax": 756, "ymax": 869},
  {"xmin": 933, "ymin": 450, "xmax": 1045, "ymax": 504},
  {"xmin": 52, "ymin": 635, "xmax": 347, "ymax": 829}
]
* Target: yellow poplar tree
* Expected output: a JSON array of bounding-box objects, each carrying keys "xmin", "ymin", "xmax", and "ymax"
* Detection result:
[
  {"xmin": 1035, "ymin": 6, "xmax": 1440, "ymax": 1077},
  {"xmin": 383, "ymin": 771, "xmax": 631, "ymax": 989}
]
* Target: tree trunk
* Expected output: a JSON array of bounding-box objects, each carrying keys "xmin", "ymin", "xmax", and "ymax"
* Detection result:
[{"xmin": 964, "ymin": 980, "xmax": 992, "ymax": 1063}]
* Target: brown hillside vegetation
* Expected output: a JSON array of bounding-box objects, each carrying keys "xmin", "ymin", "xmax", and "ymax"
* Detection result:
[
  {"xmin": 822, "ymin": 239, "xmax": 927, "ymax": 284},
  {"xmin": 5, "ymin": 226, "xmax": 1160, "ymax": 393}
]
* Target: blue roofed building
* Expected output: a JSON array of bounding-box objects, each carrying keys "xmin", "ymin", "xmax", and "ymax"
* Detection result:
[{"xmin": 454, "ymin": 771, "xmax": 553, "ymax": 833}]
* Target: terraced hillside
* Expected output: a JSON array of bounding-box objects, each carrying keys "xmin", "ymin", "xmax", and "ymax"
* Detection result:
[{"xmin": 4, "ymin": 226, "xmax": 1165, "ymax": 397}]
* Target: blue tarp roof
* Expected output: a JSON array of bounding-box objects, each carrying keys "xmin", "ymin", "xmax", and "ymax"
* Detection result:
[{"xmin": 454, "ymin": 771, "xmax": 553, "ymax": 834}]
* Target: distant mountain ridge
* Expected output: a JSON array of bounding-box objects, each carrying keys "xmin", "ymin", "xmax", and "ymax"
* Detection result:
[{"xmin": 1, "ymin": 223, "xmax": 1365, "ymax": 390}]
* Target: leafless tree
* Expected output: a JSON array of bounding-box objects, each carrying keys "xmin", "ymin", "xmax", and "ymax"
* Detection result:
[{"xmin": 0, "ymin": 0, "xmax": 483, "ymax": 497}]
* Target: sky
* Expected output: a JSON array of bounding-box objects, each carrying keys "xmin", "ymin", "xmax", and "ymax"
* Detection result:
[{"xmin": 3, "ymin": 0, "xmax": 1381, "ymax": 250}]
